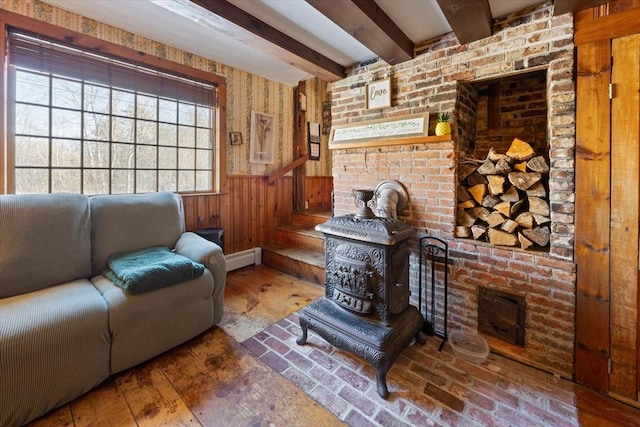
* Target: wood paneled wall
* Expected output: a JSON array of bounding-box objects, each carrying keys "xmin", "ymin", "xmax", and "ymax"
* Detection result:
[
  {"xmin": 183, "ymin": 176, "xmax": 292, "ymax": 254},
  {"xmin": 304, "ymin": 176, "xmax": 333, "ymax": 210}
]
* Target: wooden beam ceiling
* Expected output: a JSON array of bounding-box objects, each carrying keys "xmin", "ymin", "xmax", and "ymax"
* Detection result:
[
  {"xmin": 189, "ymin": 0, "xmax": 345, "ymax": 82},
  {"xmin": 305, "ymin": 0, "xmax": 414, "ymax": 65},
  {"xmin": 436, "ymin": 0, "xmax": 493, "ymax": 45}
]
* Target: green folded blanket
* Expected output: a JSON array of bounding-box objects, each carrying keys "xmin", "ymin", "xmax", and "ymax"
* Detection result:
[{"xmin": 103, "ymin": 246, "xmax": 205, "ymax": 294}]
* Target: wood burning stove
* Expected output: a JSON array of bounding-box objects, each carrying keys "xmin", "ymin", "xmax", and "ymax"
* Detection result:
[{"xmin": 297, "ymin": 184, "xmax": 424, "ymax": 398}]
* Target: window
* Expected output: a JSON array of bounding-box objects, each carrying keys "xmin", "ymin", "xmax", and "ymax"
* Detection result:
[{"xmin": 7, "ymin": 31, "xmax": 217, "ymax": 195}]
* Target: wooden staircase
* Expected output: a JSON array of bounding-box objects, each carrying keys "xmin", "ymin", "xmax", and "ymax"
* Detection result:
[{"xmin": 261, "ymin": 210, "xmax": 330, "ymax": 286}]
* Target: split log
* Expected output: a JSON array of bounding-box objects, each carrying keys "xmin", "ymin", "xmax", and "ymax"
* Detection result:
[
  {"xmin": 485, "ymin": 211, "xmax": 506, "ymax": 227},
  {"xmin": 533, "ymin": 213, "xmax": 550, "ymax": 225},
  {"xmin": 510, "ymin": 199, "xmax": 526, "ymax": 217},
  {"xmin": 458, "ymin": 163, "xmax": 477, "ymax": 181},
  {"xmin": 529, "ymin": 196, "xmax": 550, "ymax": 216},
  {"xmin": 518, "ymin": 232, "xmax": 534, "ymax": 250},
  {"xmin": 527, "ymin": 156, "xmax": 549, "ymax": 173},
  {"xmin": 494, "ymin": 201, "xmax": 511, "ymax": 217},
  {"xmin": 487, "ymin": 175, "xmax": 505, "ymax": 195},
  {"xmin": 456, "ymin": 210, "xmax": 476, "ymax": 227},
  {"xmin": 514, "ymin": 161, "xmax": 528, "ymax": 172},
  {"xmin": 455, "ymin": 226, "xmax": 471, "ymax": 238},
  {"xmin": 515, "ymin": 212, "xmax": 534, "ymax": 229},
  {"xmin": 457, "ymin": 185, "xmax": 471, "ymax": 201},
  {"xmin": 477, "ymin": 159, "xmax": 497, "ymax": 175},
  {"xmin": 468, "ymin": 184, "xmax": 487, "ymax": 204},
  {"xmin": 482, "ymin": 195, "xmax": 501, "ymax": 208},
  {"xmin": 471, "ymin": 225, "xmax": 487, "ymax": 240},
  {"xmin": 506, "ymin": 137, "xmax": 535, "ymax": 161},
  {"xmin": 488, "ymin": 228, "xmax": 518, "ymax": 246},
  {"xmin": 526, "ymin": 182, "xmax": 546, "ymax": 198},
  {"xmin": 501, "ymin": 186, "xmax": 520, "ymax": 202},
  {"xmin": 469, "ymin": 206, "xmax": 491, "ymax": 221},
  {"xmin": 467, "ymin": 172, "xmax": 488, "ymax": 186},
  {"xmin": 458, "ymin": 200, "xmax": 475, "ymax": 209},
  {"xmin": 501, "ymin": 219, "xmax": 519, "ymax": 233},
  {"xmin": 521, "ymin": 226, "xmax": 550, "ymax": 247},
  {"xmin": 508, "ymin": 171, "xmax": 542, "ymax": 190},
  {"xmin": 495, "ymin": 158, "xmax": 513, "ymax": 174}
]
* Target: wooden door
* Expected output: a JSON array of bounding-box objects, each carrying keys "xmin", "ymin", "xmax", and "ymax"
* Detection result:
[{"xmin": 575, "ymin": 33, "xmax": 640, "ymax": 404}]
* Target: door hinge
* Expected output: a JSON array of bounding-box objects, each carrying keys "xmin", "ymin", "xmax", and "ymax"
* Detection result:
[
  {"xmin": 609, "ymin": 83, "xmax": 614, "ymax": 100},
  {"xmin": 608, "ymin": 357, "xmax": 612, "ymax": 374}
]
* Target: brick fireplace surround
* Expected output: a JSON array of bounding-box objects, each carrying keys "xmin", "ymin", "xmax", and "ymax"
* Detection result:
[{"xmin": 329, "ymin": 1, "xmax": 576, "ymax": 378}]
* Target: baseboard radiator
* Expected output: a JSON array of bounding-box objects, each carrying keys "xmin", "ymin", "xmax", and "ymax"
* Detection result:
[{"xmin": 225, "ymin": 247, "xmax": 262, "ymax": 271}]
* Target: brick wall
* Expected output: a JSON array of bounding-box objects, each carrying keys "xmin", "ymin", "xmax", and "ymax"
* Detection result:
[{"xmin": 329, "ymin": 1, "xmax": 576, "ymax": 377}]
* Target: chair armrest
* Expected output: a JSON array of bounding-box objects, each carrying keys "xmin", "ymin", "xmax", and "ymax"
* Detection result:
[{"xmin": 174, "ymin": 232, "xmax": 226, "ymax": 288}]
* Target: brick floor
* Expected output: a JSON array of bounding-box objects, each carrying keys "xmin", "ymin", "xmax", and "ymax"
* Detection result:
[{"xmin": 242, "ymin": 312, "xmax": 583, "ymax": 427}]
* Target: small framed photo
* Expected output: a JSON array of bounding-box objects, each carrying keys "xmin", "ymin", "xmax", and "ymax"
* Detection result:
[
  {"xmin": 366, "ymin": 78, "xmax": 391, "ymax": 110},
  {"xmin": 308, "ymin": 122, "xmax": 321, "ymax": 160},
  {"xmin": 229, "ymin": 131, "xmax": 243, "ymax": 145}
]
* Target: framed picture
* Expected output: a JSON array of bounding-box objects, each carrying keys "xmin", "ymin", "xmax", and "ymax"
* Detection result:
[
  {"xmin": 366, "ymin": 78, "xmax": 391, "ymax": 110},
  {"xmin": 229, "ymin": 131, "xmax": 243, "ymax": 145},
  {"xmin": 307, "ymin": 122, "xmax": 321, "ymax": 160},
  {"xmin": 250, "ymin": 111, "xmax": 275, "ymax": 164}
]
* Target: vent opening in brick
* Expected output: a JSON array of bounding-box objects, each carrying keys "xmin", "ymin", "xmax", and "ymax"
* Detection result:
[{"xmin": 478, "ymin": 287, "xmax": 525, "ymax": 347}]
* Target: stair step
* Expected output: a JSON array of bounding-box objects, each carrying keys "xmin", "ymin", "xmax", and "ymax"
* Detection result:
[
  {"xmin": 293, "ymin": 210, "xmax": 331, "ymax": 228},
  {"xmin": 275, "ymin": 224, "xmax": 325, "ymax": 251},
  {"xmin": 262, "ymin": 245, "xmax": 325, "ymax": 286}
]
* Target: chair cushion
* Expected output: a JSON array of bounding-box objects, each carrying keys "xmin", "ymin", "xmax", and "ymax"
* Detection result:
[{"xmin": 0, "ymin": 193, "xmax": 91, "ymax": 298}]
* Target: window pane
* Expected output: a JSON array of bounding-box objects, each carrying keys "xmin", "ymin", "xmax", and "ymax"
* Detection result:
[
  {"xmin": 137, "ymin": 120, "xmax": 156, "ymax": 144},
  {"xmin": 112, "ymin": 89, "xmax": 135, "ymax": 117},
  {"xmin": 15, "ymin": 136, "xmax": 49, "ymax": 167},
  {"xmin": 178, "ymin": 102, "xmax": 195, "ymax": 125},
  {"xmin": 178, "ymin": 170, "xmax": 194, "ymax": 192},
  {"xmin": 84, "ymin": 112, "xmax": 110, "ymax": 141},
  {"xmin": 112, "ymin": 117, "xmax": 134, "ymax": 142},
  {"xmin": 137, "ymin": 95, "xmax": 157, "ymax": 120},
  {"xmin": 52, "ymin": 108, "xmax": 82, "ymax": 138},
  {"xmin": 159, "ymin": 170, "xmax": 177, "ymax": 191},
  {"xmin": 16, "ymin": 71, "xmax": 49, "ymax": 104},
  {"xmin": 15, "ymin": 168, "xmax": 48, "ymax": 193},
  {"xmin": 196, "ymin": 171, "xmax": 211, "ymax": 191},
  {"xmin": 84, "ymin": 141, "xmax": 110, "ymax": 168},
  {"xmin": 196, "ymin": 149, "xmax": 211, "ymax": 170},
  {"xmin": 136, "ymin": 145, "xmax": 157, "ymax": 169},
  {"xmin": 178, "ymin": 148, "xmax": 194, "ymax": 169},
  {"xmin": 158, "ymin": 146, "xmax": 177, "ymax": 169},
  {"xmin": 52, "ymin": 169, "xmax": 80, "ymax": 193},
  {"xmin": 52, "ymin": 139, "xmax": 81, "ymax": 167},
  {"xmin": 15, "ymin": 104, "xmax": 50, "ymax": 136},
  {"xmin": 84, "ymin": 169, "xmax": 109, "ymax": 195},
  {"xmin": 159, "ymin": 98, "xmax": 177, "ymax": 123},
  {"xmin": 112, "ymin": 169, "xmax": 134, "ymax": 194},
  {"xmin": 158, "ymin": 123, "xmax": 177, "ymax": 146},
  {"xmin": 84, "ymin": 84, "xmax": 110, "ymax": 113},
  {"xmin": 178, "ymin": 125, "xmax": 195, "ymax": 147},
  {"xmin": 52, "ymin": 78, "xmax": 81, "ymax": 109},
  {"xmin": 111, "ymin": 143, "xmax": 134, "ymax": 168},
  {"xmin": 196, "ymin": 105, "xmax": 210, "ymax": 127},
  {"xmin": 136, "ymin": 170, "xmax": 157, "ymax": 193},
  {"xmin": 196, "ymin": 128, "xmax": 211, "ymax": 148}
]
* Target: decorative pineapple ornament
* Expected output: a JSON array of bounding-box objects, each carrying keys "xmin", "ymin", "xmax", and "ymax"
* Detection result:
[{"xmin": 435, "ymin": 112, "xmax": 451, "ymax": 136}]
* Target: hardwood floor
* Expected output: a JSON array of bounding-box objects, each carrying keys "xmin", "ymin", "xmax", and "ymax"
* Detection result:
[{"xmin": 27, "ymin": 265, "xmax": 640, "ymax": 426}]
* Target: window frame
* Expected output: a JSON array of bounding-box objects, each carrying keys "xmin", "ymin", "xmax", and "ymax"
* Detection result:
[{"xmin": 0, "ymin": 11, "xmax": 227, "ymax": 195}]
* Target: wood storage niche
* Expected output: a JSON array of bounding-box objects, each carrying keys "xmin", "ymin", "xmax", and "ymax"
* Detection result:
[{"xmin": 455, "ymin": 138, "xmax": 550, "ymax": 251}]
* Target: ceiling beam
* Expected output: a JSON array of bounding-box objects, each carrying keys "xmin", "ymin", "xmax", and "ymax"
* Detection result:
[
  {"xmin": 189, "ymin": 0, "xmax": 345, "ymax": 82},
  {"xmin": 553, "ymin": 0, "xmax": 612, "ymax": 16},
  {"xmin": 436, "ymin": 0, "xmax": 492, "ymax": 45},
  {"xmin": 306, "ymin": 0, "xmax": 414, "ymax": 65}
]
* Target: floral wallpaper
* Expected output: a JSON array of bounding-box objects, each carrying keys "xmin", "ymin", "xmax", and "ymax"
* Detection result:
[{"xmin": 0, "ymin": 0, "xmax": 332, "ymax": 177}]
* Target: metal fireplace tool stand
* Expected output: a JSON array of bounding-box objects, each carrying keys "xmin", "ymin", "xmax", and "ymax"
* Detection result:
[{"xmin": 418, "ymin": 236, "xmax": 449, "ymax": 351}]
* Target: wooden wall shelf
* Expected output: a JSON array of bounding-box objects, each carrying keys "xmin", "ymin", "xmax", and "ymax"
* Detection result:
[{"xmin": 328, "ymin": 134, "xmax": 452, "ymax": 150}]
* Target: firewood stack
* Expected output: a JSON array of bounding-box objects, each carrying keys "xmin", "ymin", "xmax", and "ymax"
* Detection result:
[{"xmin": 455, "ymin": 138, "xmax": 550, "ymax": 249}]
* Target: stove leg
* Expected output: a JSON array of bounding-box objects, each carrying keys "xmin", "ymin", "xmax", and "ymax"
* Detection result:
[
  {"xmin": 415, "ymin": 331, "xmax": 426, "ymax": 345},
  {"xmin": 297, "ymin": 321, "xmax": 308, "ymax": 345},
  {"xmin": 375, "ymin": 368, "xmax": 389, "ymax": 399}
]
